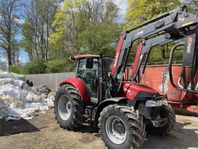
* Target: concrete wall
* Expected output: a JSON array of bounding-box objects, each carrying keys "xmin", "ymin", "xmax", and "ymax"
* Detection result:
[{"xmin": 25, "ymin": 72, "xmax": 75, "ymax": 91}]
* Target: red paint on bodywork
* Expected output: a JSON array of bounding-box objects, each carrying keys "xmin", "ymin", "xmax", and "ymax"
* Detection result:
[
  {"xmin": 60, "ymin": 78, "xmax": 89, "ymax": 102},
  {"xmin": 125, "ymin": 64, "xmax": 198, "ymax": 114},
  {"xmin": 131, "ymin": 42, "xmax": 143, "ymax": 76},
  {"xmin": 122, "ymin": 82, "xmax": 158, "ymax": 100},
  {"xmin": 111, "ymin": 36, "xmax": 124, "ymax": 76}
]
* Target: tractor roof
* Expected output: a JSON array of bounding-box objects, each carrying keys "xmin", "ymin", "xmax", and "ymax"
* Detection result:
[{"xmin": 73, "ymin": 54, "xmax": 100, "ymax": 60}]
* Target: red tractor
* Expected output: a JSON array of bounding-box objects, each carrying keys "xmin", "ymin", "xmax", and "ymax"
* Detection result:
[{"xmin": 54, "ymin": 6, "xmax": 198, "ymax": 149}]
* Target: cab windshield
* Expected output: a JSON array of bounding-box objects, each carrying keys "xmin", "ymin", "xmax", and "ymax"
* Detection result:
[{"xmin": 77, "ymin": 58, "xmax": 99, "ymax": 79}]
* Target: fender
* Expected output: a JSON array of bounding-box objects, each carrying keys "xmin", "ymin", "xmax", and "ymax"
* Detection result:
[
  {"xmin": 60, "ymin": 78, "xmax": 89, "ymax": 102},
  {"xmin": 94, "ymin": 97, "xmax": 127, "ymax": 127}
]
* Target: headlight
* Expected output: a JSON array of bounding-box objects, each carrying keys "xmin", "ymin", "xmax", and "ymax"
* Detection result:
[{"xmin": 145, "ymin": 100, "xmax": 168, "ymax": 107}]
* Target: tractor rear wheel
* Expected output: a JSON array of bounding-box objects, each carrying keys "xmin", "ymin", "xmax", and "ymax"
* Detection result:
[
  {"xmin": 146, "ymin": 105, "xmax": 175, "ymax": 135},
  {"xmin": 98, "ymin": 105, "xmax": 146, "ymax": 149},
  {"xmin": 54, "ymin": 84, "xmax": 83, "ymax": 130}
]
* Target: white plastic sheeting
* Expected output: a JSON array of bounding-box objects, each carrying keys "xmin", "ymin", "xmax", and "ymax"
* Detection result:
[{"xmin": 0, "ymin": 73, "xmax": 54, "ymax": 121}]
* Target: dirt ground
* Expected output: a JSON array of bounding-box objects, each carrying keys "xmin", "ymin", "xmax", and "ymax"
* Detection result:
[{"xmin": 0, "ymin": 109, "xmax": 198, "ymax": 149}]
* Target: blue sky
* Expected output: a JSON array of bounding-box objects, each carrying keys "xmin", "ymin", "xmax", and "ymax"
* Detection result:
[
  {"xmin": 115, "ymin": 0, "xmax": 127, "ymax": 23},
  {"xmin": 19, "ymin": 50, "xmax": 29, "ymax": 63}
]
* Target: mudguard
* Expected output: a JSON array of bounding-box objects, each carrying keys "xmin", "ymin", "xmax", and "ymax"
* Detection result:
[
  {"xmin": 60, "ymin": 78, "xmax": 89, "ymax": 102},
  {"xmin": 94, "ymin": 97, "xmax": 127, "ymax": 127}
]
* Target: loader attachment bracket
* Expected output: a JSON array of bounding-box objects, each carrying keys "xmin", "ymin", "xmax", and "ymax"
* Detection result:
[{"xmin": 169, "ymin": 29, "xmax": 198, "ymax": 93}]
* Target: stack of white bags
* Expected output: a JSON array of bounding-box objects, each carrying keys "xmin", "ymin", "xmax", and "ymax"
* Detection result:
[{"xmin": 0, "ymin": 72, "xmax": 54, "ymax": 121}]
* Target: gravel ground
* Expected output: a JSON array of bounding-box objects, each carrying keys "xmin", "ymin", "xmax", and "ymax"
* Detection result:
[{"xmin": 0, "ymin": 109, "xmax": 198, "ymax": 149}]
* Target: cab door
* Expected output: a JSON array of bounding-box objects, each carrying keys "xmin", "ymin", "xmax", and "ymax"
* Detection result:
[{"xmin": 76, "ymin": 58, "xmax": 99, "ymax": 103}]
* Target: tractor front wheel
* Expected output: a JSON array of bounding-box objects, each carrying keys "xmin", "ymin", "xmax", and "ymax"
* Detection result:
[
  {"xmin": 98, "ymin": 105, "xmax": 146, "ymax": 149},
  {"xmin": 54, "ymin": 84, "xmax": 83, "ymax": 130}
]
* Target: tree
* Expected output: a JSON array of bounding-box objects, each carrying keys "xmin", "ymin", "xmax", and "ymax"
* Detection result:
[
  {"xmin": 124, "ymin": 0, "xmax": 181, "ymax": 30},
  {"xmin": 0, "ymin": 0, "xmax": 20, "ymax": 66},
  {"xmin": 49, "ymin": 0, "xmax": 121, "ymax": 57},
  {"xmin": 22, "ymin": 0, "xmax": 61, "ymax": 61},
  {"xmin": 22, "ymin": 21, "xmax": 34, "ymax": 61},
  {"xmin": 49, "ymin": 7, "xmax": 69, "ymax": 57}
]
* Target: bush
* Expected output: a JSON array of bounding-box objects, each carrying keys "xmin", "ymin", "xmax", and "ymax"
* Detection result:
[
  {"xmin": 9, "ymin": 65, "xmax": 21, "ymax": 74},
  {"xmin": 9, "ymin": 58, "xmax": 74, "ymax": 74},
  {"xmin": 25, "ymin": 58, "xmax": 47, "ymax": 74},
  {"xmin": 46, "ymin": 59, "xmax": 74, "ymax": 73},
  {"xmin": 9, "ymin": 65, "xmax": 27, "ymax": 74}
]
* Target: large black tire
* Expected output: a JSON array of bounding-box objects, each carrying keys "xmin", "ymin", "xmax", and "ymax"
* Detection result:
[
  {"xmin": 98, "ymin": 105, "xmax": 146, "ymax": 149},
  {"xmin": 146, "ymin": 104, "xmax": 175, "ymax": 135},
  {"xmin": 54, "ymin": 84, "xmax": 83, "ymax": 130}
]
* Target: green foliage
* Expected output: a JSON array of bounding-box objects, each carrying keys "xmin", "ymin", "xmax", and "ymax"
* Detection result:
[
  {"xmin": 9, "ymin": 65, "xmax": 27, "ymax": 74},
  {"xmin": 24, "ymin": 59, "xmax": 47, "ymax": 74},
  {"xmin": 46, "ymin": 59, "xmax": 74, "ymax": 73},
  {"xmin": 9, "ymin": 58, "xmax": 74, "ymax": 74},
  {"xmin": 124, "ymin": 0, "xmax": 181, "ymax": 30},
  {"xmin": 49, "ymin": 0, "xmax": 121, "ymax": 57},
  {"xmin": 148, "ymin": 42, "xmax": 184, "ymax": 65},
  {"xmin": 9, "ymin": 65, "xmax": 21, "ymax": 74},
  {"xmin": 148, "ymin": 46, "xmax": 165, "ymax": 64},
  {"xmin": 22, "ymin": 21, "xmax": 35, "ymax": 60},
  {"xmin": 12, "ymin": 59, "xmax": 47, "ymax": 74},
  {"xmin": 79, "ymin": 22, "xmax": 121, "ymax": 55},
  {"xmin": 49, "ymin": 8, "xmax": 69, "ymax": 57}
]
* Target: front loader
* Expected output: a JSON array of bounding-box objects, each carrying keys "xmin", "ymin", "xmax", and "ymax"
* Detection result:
[{"xmin": 54, "ymin": 6, "xmax": 198, "ymax": 149}]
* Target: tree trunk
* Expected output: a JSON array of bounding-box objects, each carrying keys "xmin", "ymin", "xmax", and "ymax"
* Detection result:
[{"xmin": 7, "ymin": 49, "xmax": 12, "ymax": 66}]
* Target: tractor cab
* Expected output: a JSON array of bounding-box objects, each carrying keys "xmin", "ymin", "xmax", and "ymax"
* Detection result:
[{"xmin": 72, "ymin": 54, "xmax": 113, "ymax": 103}]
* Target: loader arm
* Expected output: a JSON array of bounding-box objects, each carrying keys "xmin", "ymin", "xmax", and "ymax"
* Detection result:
[{"xmin": 112, "ymin": 5, "xmax": 198, "ymax": 80}]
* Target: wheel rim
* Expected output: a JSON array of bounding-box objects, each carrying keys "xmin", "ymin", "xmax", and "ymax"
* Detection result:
[
  {"xmin": 105, "ymin": 115, "xmax": 127, "ymax": 144},
  {"xmin": 58, "ymin": 95, "xmax": 72, "ymax": 121}
]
